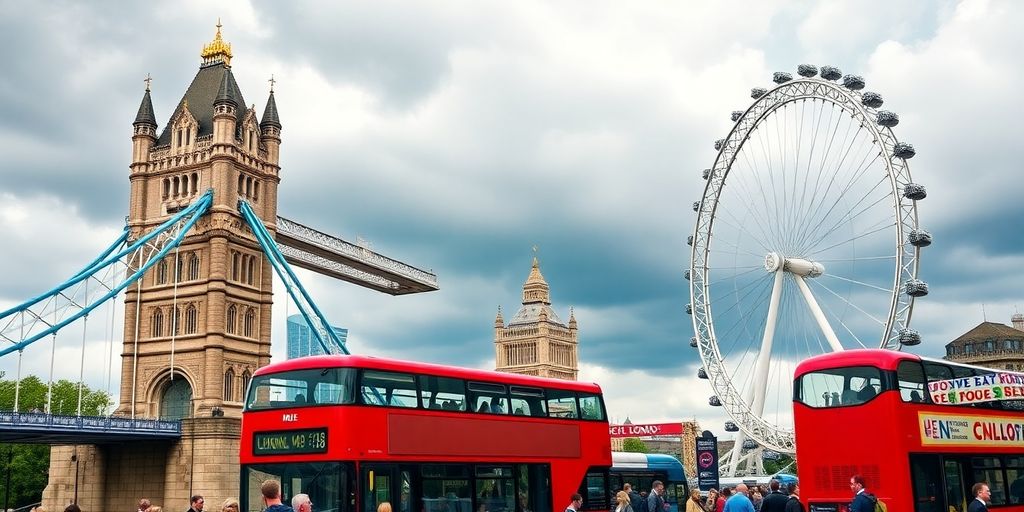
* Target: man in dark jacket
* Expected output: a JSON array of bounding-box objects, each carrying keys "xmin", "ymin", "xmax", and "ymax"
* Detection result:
[
  {"xmin": 187, "ymin": 495, "xmax": 205, "ymax": 512},
  {"xmin": 849, "ymin": 475, "xmax": 873, "ymax": 512},
  {"xmin": 968, "ymin": 482, "xmax": 990, "ymax": 512},
  {"xmin": 784, "ymin": 483, "xmax": 804, "ymax": 512},
  {"xmin": 760, "ymin": 480, "xmax": 789, "ymax": 512},
  {"xmin": 624, "ymin": 483, "xmax": 643, "ymax": 512}
]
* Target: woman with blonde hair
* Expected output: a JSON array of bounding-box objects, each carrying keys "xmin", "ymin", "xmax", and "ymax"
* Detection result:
[
  {"xmin": 221, "ymin": 497, "xmax": 240, "ymax": 512},
  {"xmin": 613, "ymin": 490, "xmax": 633, "ymax": 512},
  {"xmin": 686, "ymin": 489, "xmax": 705, "ymax": 512},
  {"xmin": 378, "ymin": 502, "xmax": 393, "ymax": 512}
]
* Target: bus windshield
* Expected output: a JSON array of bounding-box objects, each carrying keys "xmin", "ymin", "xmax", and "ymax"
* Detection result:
[
  {"xmin": 245, "ymin": 367, "xmax": 356, "ymax": 410},
  {"xmin": 796, "ymin": 365, "xmax": 884, "ymax": 408}
]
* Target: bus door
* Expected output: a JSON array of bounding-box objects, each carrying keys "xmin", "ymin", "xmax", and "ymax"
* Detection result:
[
  {"xmin": 909, "ymin": 454, "xmax": 948, "ymax": 512},
  {"xmin": 942, "ymin": 458, "xmax": 968, "ymax": 512},
  {"xmin": 362, "ymin": 463, "xmax": 414, "ymax": 512}
]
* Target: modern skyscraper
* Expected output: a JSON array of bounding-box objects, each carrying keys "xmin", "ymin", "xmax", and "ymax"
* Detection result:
[{"xmin": 286, "ymin": 313, "xmax": 348, "ymax": 359}]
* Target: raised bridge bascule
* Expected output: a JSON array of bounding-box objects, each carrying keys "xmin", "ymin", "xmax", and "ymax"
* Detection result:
[
  {"xmin": 0, "ymin": 24, "xmax": 436, "ymax": 512},
  {"xmin": 688, "ymin": 64, "xmax": 929, "ymax": 476}
]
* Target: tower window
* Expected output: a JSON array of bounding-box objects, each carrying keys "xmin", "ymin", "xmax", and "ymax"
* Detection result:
[
  {"xmin": 162, "ymin": 179, "xmax": 170, "ymax": 200},
  {"xmin": 184, "ymin": 305, "xmax": 198, "ymax": 334},
  {"xmin": 172, "ymin": 306, "xmax": 181, "ymax": 336},
  {"xmin": 187, "ymin": 253, "xmax": 200, "ymax": 281},
  {"xmin": 226, "ymin": 305, "xmax": 237, "ymax": 335},
  {"xmin": 243, "ymin": 308, "xmax": 256, "ymax": 338},
  {"xmin": 224, "ymin": 368, "xmax": 235, "ymax": 402},
  {"xmin": 152, "ymin": 308, "xmax": 164, "ymax": 338},
  {"xmin": 156, "ymin": 260, "xmax": 168, "ymax": 285},
  {"xmin": 241, "ymin": 370, "xmax": 252, "ymax": 398},
  {"xmin": 246, "ymin": 255, "xmax": 256, "ymax": 285}
]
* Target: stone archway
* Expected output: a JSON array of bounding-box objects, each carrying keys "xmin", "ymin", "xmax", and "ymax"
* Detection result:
[{"xmin": 160, "ymin": 377, "xmax": 193, "ymax": 420}]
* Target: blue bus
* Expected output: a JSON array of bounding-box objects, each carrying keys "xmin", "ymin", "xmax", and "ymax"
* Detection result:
[
  {"xmin": 609, "ymin": 452, "xmax": 689, "ymax": 512},
  {"xmin": 716, "ymin": 473, "xmax": 798, "ymax": 493}
]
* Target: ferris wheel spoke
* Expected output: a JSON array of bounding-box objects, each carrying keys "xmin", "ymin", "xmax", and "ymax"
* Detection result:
[
  {"xmin": 789, "ymin": 107, "xmax": 858, "ymax": 243},
  {"xmin": 735, "ymin": 149, "xmax": 787, "ymax": 247},
  {"xmin": 714, "ymin": 210, "xmax": 774, "ymax": 255},
  {"xmin": 755, "ymin": 124, "xmax": 786, "ymax": 237},
  {"xmin": 814, "ymin": 255, "xmax": 896, "ymax": 262},
  {"xmin": 800, "ymin": 172, "xmax": 890, "ymax": 252},
  {"xmin": 794, "ymin": 146, "xmax": 881, "ymax": 250},
  {"xmin": 709, "ymin": 266, "xmax": 764, "ymax": 286},
  {"xmin": 785, "ymin": 99, "xmax": 819, "ymax": 251},
  {"xmin": 712, "ymin": 237, "xmax": 768, "ymax": 260},
  {"xmin": 811, "ymin": 282, "xmax": 870, "ymax": 349},
  {"xmin": 808, "ymin": 278, "xmax": 887, "ymax": 327},
  {"xmin": 821, "ymin": 273, "xmax": 893, "ymax": 293},
  {"xmin": 809, "ymin": 222, "xmax": 894, "ymax": 255},
  {"xmin": 748, "ymin": 269, "xmax": 784, "ymax": 416},
  {"xmin": 792, "ymin": 124, "xmax": 876, "ymax": 246}
]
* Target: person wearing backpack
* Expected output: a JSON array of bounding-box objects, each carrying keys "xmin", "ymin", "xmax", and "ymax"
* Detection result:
[
  {"xmin": 848, "ymin": 475, "xmax": 875, "ymax": 512},
  {"xmin": 968, "ymin": 482, "xmax": 990, "ymax": 512}
]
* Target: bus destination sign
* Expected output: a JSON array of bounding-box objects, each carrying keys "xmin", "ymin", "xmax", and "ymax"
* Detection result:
[{"xmin": 253, "ymin": 428, "xmax": 328, "ymax": 456}]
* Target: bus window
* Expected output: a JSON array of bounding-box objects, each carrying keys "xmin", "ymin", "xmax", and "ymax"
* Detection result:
[
  {"xmin": 475, "ymin": 466, "xmax": 515, "ymax": 512},
  {"xmin": 579, "ymin": 469, "xmax": 609, "ymax": 511},
  {"xmin": 897, "ymin": 360, "xmax": 928, "ymax": 403},
  {"xmin": 796, "ymin": 366, "xmax": 882, "ymax": 407},
  {"xmin": 973, "ymin": 457, "xmax": 1008, "ymax": 506},
  {"xmin": 420, "ymin": 375, "xmax": 466, "ymax": 411},
  {"xmin": 547, "ymin": 389, "xmax": 579, "ymax": 418},
  {"xmin": 245, "ymin": 368, "xmax": 355, "ymax": 410},
  {"xmin": 909, "ymin": 454, "xmax": 944, "ymax": 512},
  {"xmin": 578, "ymin": 394, "xmax": 605, "ymax": 421},
  {"xmin": 361, "ymin": 370, "xmax": 418, "ymax": 408},
  {"xmin": 421, "ymin": 465, "xmax": 471, "ymax": 512},
  {"xmin": 509, "ymin": 386, "xmax": 547, "ymax": 417},
  {"xmin": 468, "ymin": 381, "xmax": 509, "ymax": 414},
  {"xmin": 1007, "ymin": 456, "xmax": 1024, "ymax": 504}
]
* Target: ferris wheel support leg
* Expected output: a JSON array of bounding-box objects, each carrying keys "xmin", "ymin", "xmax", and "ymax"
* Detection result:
[
  {"xmin": 749, "ymin": 269, "xmax": 785, "ymax": 415},
  {"xmin": 726, "ymin": 431, "xmax": 745, "ymax": 477},
  {"xmin": 793, "ymin": 275, "xmax": 843, "ymax": 352}
]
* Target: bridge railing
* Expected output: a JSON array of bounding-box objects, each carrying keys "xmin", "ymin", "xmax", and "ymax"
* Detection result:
[{"xmin": 0, "ymin": 411, "xmax": 181, "ymax": 434}]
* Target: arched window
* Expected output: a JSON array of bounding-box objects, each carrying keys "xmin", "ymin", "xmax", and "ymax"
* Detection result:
[
  {"xmin": 246, "ymin": 255, "xmax": 256, "ymax": 285},
  {"xmin": 152, "ymin": 309, "xmax": 164, "ymax": 338},
  {"xmin": 188, "ymin": 253, "xmax": 200, "ymax": 281},
  {"xmin": 224, "ymin": 368, "xmax": 235, "ymax": 402},
  {"xmin": 162, "ymin": 178, "xmax": 170, "ymax": 200},
  {"xmin": 184, "ymin": 305, "xmax": 198, "ymax": 334},
  {"xmin": 172, "ymin": 306, "xmax": 181, "ymax": 336},
  {"xmin": 231, "ymin": 251, "xmax": 241, "ymax": 282},
  {"xmin": 156, "ymin": 260, "xmax": 168, "ymax": 285},
  {"xmin": 243, "ymin": 308, "xmax": 256, "ymax": 338},
  {"xmin": 226, "ymin": 305, "xmax": 237, "ymax": 335},
  {"xmin": 175, "ymin": 255, "xmax": 185, "ymax": 282},
  {"xmin": 172, "ymin": 176, "xmax": 180, "ymax": 197},
  {"xmin": 191, "ymin": 173, "xmax": 199, "ymax": 195},
  {"xmin": 238, "ymin": 174, "xmax": 245, "ymax": 196},
  {"xmin": 160, "ymin": 378, "xmax": 192, "ymax": 420},
  {"xmin": 241, "ymin": 370, "xmax": 252, "ymax": 401}
]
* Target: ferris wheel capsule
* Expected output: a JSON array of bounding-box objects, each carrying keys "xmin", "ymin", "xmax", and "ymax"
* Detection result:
[
  {"xmin": 742, "ymin": 439, "xmax": 759, "ymax": 450},
  {"xmin": 731, "ymin": 111, "xmax": 744, "ymax": 122},
  {"xmin": 904, "ymin": 183, "xmax": 927, "ymax": 200},
  {"xmin": 751, "ymin": 87, "xmax": 767, "ymax": 99},
  {"xmin": 714, "ymin": 139, "xmax": 725, "ymax": 151},
  {"xmin": 693, "ymin": 201, "xmax": 701, "ymax": 212},
  {"xmin": 820, "ymin": 65, "xmax": 842, "ymax": 80},
  {"xmin": 703, "ymin": 168, "xmax": 712, "ymax": 180},
  {"xmin": 686, "ymin": 303, "xmax": 693, "ymax": 315},
  {"xmin": 698, "ymin": 367, "xmax": 708, "ymax": 379},
  {"xmin": 842, "ymin": 75, "xmax": 866, "ymax": 90},
  {"xmin": 724, "ymin": 421, "xmax": 740, "ymax": 432},
  {"xmin": 773, "ymin": 72, "xmax": 793, "ymax": 84},
  {"xmin": 905, "ymin": 279, "xmax": 930, "ymax": 297},
  {"xmin": 684, "ymin": 269, "xmax": 691, "ymax": 281},
  {"xmin": 690, "ymin": 336, "xmax": 698, "ymax": 348},
  {"xmin": 908, "ymin": 229, "xmax": 932, "ymax": 247},
  {"xmin": 687, "ymin": 236, "xmax": 694, "ymax": 246},
  {"xmin": 894, "ymin": 143, "xmax": 916, "ymax": 159},
  {"xmin": 861, "ymin": 91, "xmax": 884, "ymax": 108},
  {"xmin": 797, "ymin": 64, "xmax": 818, "ymax": 77},
  {"xmin": 899, "ymin": 329, "xmax": 922, "ymax": 346},
  {"xmin": 877, "ymin": 110, "xmax": 900, "ymax": 127},
  {"xmin": 709, "ymin": 396, "xmax": 722, "ymax": 407}
]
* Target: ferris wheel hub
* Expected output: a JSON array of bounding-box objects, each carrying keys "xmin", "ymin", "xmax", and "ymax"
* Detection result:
[{"xmin": 764, "ymin": 252, "xmax": 825, "ymax": 278}]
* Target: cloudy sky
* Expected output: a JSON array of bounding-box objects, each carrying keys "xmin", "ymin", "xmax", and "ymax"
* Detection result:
[{"xmin": 1, "ymin": 0, "xmax": 1022, "ymax": 441}]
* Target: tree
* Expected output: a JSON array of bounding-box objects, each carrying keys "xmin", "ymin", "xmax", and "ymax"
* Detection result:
[
  {"xmin": 622, "ymin": 437, "xmax": 649, "ymax": 453},
  {"xmin": 0, "ymin": 375, "xmax": 112, "ymax": 508}
]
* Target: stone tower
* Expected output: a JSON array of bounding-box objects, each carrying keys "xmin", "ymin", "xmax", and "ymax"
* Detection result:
[
  {"xmin": 494, "ymin": 256, "xmax": 578, "ymax": 380},
  {"xmin": 116, "ymin": 22, "xmax": 282, "ymax": 420}
]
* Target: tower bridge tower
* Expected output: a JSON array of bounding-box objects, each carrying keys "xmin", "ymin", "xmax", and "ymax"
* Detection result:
[{"xmin": 118, "ymin": 22, "xmax": 282, "ymax": 420}]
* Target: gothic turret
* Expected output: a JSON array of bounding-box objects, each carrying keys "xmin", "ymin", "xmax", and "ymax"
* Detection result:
[
  {"xmin": 213, "ymin": 68, "xmax": 239, "ymax": 145},
  {"xmin": 260, "ymin": 85, "xmax": 282, "ymax": 165},
  {"xmin": 132, "ymin": 79, "xmax": 158, "ymax": 164}
]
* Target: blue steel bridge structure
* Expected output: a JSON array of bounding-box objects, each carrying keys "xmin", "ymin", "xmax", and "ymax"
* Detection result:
[{"xmin": 0, "ymin": 191, "xmax": 438, "ymax": 444}]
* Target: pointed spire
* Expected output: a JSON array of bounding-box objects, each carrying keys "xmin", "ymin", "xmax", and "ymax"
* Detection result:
[
  {"xmin": 215, "ymin": 68, "xmax": 237, "ymax": 109},
  {"xmin": 494, "ymin": 306, "xmax": 504, "ymax": 328},
  {"xmin": 568, "ymin": 307, "xmax": 577, "ymax": 329},
  {"xmin": 261, "ymin": 88, "xmax": 281, "ymax": 129},
  {"xmin": 134, "ymin": 83, "xmax": 157, "ymax": 128},
  {"xmin": 201, "ymin": 19, "xmax": 233, "ymax": 67},
  {"xmin": 522, "ymin": 252, "xmax": 551, "ymax": 305}
]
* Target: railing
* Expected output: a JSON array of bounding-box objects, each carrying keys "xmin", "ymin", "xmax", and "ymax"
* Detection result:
[{"xmin": 0, "ymin": 411, "xmax": 181, "ymax": 435}]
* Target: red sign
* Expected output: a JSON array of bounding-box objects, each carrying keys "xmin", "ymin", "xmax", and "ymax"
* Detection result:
[{"xmin": 609, "ymin": 422, "xmax": 683, "ymax": 438}]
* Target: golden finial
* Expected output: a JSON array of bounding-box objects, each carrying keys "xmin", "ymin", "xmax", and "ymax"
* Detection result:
[
  {"xmin": 201, "ymin": 19, "xmax": 233, "ymax": 66},
  {"xmin": 268, "ymin": 74, "xmax": 276, "ymax": 93},
  {"xmin": 144, "ymin": 73, "xmax": 152, "ymax": 92}
]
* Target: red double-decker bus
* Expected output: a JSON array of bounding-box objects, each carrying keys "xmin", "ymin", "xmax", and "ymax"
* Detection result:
[
  {"xmin": 794, "ymin": 349, "xmax": 1024, "ymax": 512},
  {"xmin": 239, "ymin": 354, "xmax": 612, "ymax": 512}
]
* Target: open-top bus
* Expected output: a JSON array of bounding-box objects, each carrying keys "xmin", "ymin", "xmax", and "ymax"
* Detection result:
[
  {"xmin": 609, "ymin": 452, "xmax": 688, "ymax": 512},
  {"xmin": 794, "ymin": 349, "xmax": 1024, "ymax": 512},
  {"xmin": 240, "ymin": 354, "xmax": 612, "ymax": 512}
]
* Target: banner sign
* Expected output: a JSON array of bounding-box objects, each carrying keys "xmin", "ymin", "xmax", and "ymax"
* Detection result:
[
  {"xmin": 609, "ymin": 422, "xmax": 683, "ymax": 438},
  {"xmin": 919, "ymin": 412, "xmax": 1024, "ymax": 447},
  {"xmin": 927, "ymin": 372, "xmax": 1024, "ymax": 405},
  {"xmin": 696, "ymin": 434, "xmax": 720, "ymax": 491}
]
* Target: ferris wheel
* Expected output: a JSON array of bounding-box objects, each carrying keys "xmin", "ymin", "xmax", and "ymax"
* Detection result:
[{"xmin": 687, "ymin": 64, "xmax": 930, "ymax": 458}]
